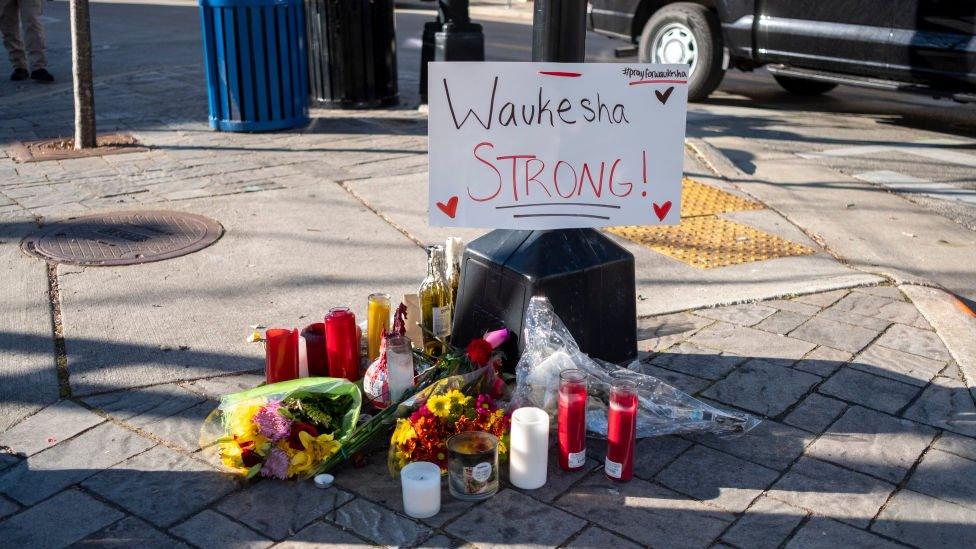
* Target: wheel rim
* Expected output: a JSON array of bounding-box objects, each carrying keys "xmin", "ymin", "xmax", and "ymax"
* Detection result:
[{"xmin": 652, "ymin": 23, "xmax": 698, "ymax": 75}]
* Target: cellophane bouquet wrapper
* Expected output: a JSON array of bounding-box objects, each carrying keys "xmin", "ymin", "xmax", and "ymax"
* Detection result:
[
  {"xmin": 201, "ymin": 377, "xmax": 362, "ymax": 479},
  {"xmin": 512, "ymin": 297, "xmax": 760, "ymax": 438}
]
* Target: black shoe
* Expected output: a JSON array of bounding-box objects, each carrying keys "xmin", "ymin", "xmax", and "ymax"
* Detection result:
[
  {"xmin": 10, "ymin": 68, "xmax": 28, "ymax": 81},
  {"xmin": 30, "ymin": 69, "xmax": 53, "ymax": 83}
]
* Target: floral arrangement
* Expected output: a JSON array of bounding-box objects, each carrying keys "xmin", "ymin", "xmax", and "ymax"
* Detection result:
[
  {"xmin": 390, "ymin": 389, "xmax": 511, "ymax": 474},
  {"xmin": 203, "ymin": 378, "xmax": 362, "ymax": 480},
  {"xmin": 314, "ymin": 329, "xmax": 510, "ymax": 477}
]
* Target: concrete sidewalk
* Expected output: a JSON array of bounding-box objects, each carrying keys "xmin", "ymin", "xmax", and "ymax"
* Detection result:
[{"xmin": 1, "ymin": 3, "xmax": 976, "ymax": 547}]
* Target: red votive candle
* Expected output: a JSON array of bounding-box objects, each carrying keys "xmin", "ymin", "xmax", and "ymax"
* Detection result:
[
  {"xmin": 558, "ymin": 369, "xmax": 588, "ymax": 472},
  {"xmin": 265, "ymin": 328, "xmax": 298, "ymax": 384},
  {"xmin": 325, "ymin": 307, "xmax": 360, "ymax": 381},
  {"xmin": 605, "ymin": 378, "xmax": 637, "ymax": 482},
  {"xmin": 301, "ymin": 322, "xmax": 327, "ymax": 376}
]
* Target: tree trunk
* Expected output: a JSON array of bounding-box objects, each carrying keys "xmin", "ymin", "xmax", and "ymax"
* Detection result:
[{"xmin": 70, "ymin": 0, "xmax": 96, "ymax": 149}]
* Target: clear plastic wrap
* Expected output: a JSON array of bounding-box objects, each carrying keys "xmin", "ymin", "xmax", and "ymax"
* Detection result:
[{"xmin": 512, "ymin": 297, "xmax": 760, "ymax": 438}]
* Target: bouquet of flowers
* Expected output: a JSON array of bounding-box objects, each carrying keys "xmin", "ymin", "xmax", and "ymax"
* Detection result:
[
  {"xmin": 313, "ymin": 329, "xmax": 511, "ymax": 477},
  {"xmin": 201, "ymin": 378, "xmax": 362, "ymax": 480},
  {"xmin": 389, "ymin": 389, "xmax": 510, "ymax": 474}
]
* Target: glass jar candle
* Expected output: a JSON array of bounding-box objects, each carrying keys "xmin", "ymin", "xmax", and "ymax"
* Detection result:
[
  {"xmin": 605, "ymin": 378, "xmax": 637, "ymax": 482},
  {"xmin": 265, "ymin": 328, "xmax": 298, "ymax": 384},
  {"xmin": 386, "ymin": 335, "xmax": 414, "ymax": 403},
  {"xmin": 558, "ymin": 369, "xmax": 588, "ymax": 472},
  {"xmin": 447, "ymin": 431, "xmax": 498, "ymax": 501},
  {"xmin": 325, "ymin": 307, "xmax": 360, "ymax": 381},
  {"xmin": 367, "ymin": 293, "xmax": 391, "ymax": 363}
]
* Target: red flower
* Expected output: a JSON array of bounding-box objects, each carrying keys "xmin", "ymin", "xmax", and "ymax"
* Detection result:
[
  {"xmin": 466, "ymin": 338, "xmax": 493, "ymax": 366},
  {"xmin": 288, "ymin": 422, "xmax": 319, "ymax": 450},
  {"xmin": 240, "ymin": 448, "xmax": 261, "ymax": 467}
]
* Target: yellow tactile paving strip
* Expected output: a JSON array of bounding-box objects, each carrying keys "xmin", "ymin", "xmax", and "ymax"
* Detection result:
[
  {"xmin": 607, "ymin": 178, "xmax": 815, "ymax": 269},
  {"xmin": 680, "ymin": 177, "xmax": 764, "ymax": 217}
]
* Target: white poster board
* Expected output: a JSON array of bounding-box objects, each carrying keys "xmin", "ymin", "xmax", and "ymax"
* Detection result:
[{"xmin": 428, "ymin": 62, "xmax": 688, "ymax": 229}]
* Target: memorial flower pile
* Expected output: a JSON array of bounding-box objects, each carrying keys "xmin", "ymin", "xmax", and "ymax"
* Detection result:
[{"xmin": 390, "ymin": 389, "xmax": 510, "ymax": 474}]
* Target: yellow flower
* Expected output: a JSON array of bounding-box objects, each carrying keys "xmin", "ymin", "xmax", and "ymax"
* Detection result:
[
  {"xmin": 426, "ymin": 395, "xmax": 452, "ymax": 418},
  {"xmin": 392, "ymin": 419, "xmax": 417, "ymax": 446},
  {"xmin": 219, "ymin": 440, "xmax": 244, "ymax": 469},
  {"xmin": 445, "ymin": 389, "xmax": 471, "ymax": 410},
  {"xmin": 225, "ymin": 399, "xmax": 265, "ymax": 438},
  {"xmin": 288, "ymin": 431, "xmax": 341, "ymax": 477}
]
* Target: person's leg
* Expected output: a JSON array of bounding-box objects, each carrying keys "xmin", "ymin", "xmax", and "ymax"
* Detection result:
[
  {"xmin": 19, "ymin": 0, "xmax": 45, "ymax": 71},
  {"xmin": 0, "ymin": 0, "xmax": 29, "ymax": 72}
]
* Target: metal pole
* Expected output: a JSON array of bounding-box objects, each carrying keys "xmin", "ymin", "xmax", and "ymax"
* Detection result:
[{"xmin": 532, "ymin": 0, "xmax": 587, "ymax": 62}]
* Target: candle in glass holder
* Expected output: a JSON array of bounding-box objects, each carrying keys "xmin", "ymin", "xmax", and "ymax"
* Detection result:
[
  {"xmin": 265, "ymin": 328, "xmax": 298, "ymax": 384},
  {"xmin": 510, "ymin": 407, "xmax": 549, "ymax": 490},
  {"xmin": 400, "ymin": 461, "xmax": 441, "ymax": 518},
  {"xmin": 386, "ymin": 334, "xmax": 414, "ymax": 403},
  {"xmin": 558, "ymin": 370, "xmax": 587, "ymax": 472},
  {"xmin": 300, "ymin": 322, "xmax": 327, "ymax": 376},
  {"xmin": 367, "ymin": 293, "xmax": 391, "ymax": 362},
  {"xmin": 605, "ymin": 378, "xmax": 637, "ymax": 482},
  {"xmin": 447, "ymin": 432, "xmax": 498, "ymax": 501},
  {"xmin": 325, "ymin": 307, "xmax": 360, "ymax": 381}
]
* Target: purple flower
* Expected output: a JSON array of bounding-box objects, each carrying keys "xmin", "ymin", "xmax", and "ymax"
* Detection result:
[
  {"xmin": 253, "ymin": 400, "xmax": 291, "ymax": 442},
  {"xmin": 475, "ymin": 394, "xmax": 497, "ymax": 416},
  {"xmin": 261, "ymin": 447, "xmax": 289, "ymax": 480}
]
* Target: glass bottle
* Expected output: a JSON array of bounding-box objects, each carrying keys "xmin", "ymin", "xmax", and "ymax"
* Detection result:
[
  {"xmin": 605, "ymin": 378, "xmax": 637, "ymax": 482},
  {"xmin": 419, "ymin": 245, "xmax": 451, "ymax": 356},
  {"xmin": 445, "ymin": 237, "xmax": 462, "ymax": 308}
]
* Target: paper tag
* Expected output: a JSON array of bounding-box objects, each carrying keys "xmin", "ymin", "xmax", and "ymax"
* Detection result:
[
  {"xmin": 568, "ymin": 450, "xmax": 586, "ymax": 468},
  {"xmin": 605, "ymin": 458, "xmax": 623, "ymax": 478},
  {"xmin": 432, "ymin": 306, "xmax": 452, "ymax": 337},
  {"xmin": 471, "ymin": 462, "xmax": 492, "ymax": 482}
]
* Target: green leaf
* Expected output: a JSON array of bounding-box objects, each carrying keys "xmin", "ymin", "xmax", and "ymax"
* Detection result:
[{"xmin": 246, "ymin": 463, "xmax": 262, "ymax": 479}]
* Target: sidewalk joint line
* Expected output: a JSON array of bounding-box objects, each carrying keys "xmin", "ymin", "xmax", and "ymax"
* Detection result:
[{"xmin": 47, "ymin": 262, "xmax": 70, "ymax": 398}]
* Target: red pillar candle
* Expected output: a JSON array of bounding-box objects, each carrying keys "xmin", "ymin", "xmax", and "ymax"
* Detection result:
[
  {"xmin": 558, "ymin": 369, "xmax": 588, "ymax": 472},
  {"xmin": 325, "ymin": 307, "xmax": 360, "ymax": 381},
  {"xmin": 301, "ymin": 322, "xmax": 328, "ymax": 376},
  {"xmin": 265, "ymin": 328, "xmax": 299, "ymax": 384},
  {"xmin": 605, "ymin": 378, "xmax": 637, "ymax": 482}
]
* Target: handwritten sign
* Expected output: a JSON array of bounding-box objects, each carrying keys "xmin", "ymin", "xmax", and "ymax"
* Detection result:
[{"xmin": 428, "ymin": 62, "xmax": 688, "ymax": 229}]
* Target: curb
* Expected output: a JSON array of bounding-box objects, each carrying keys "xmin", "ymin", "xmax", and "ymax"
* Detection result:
[{"xmin": 900, "ymin": 284, "xmax": 976, "ymax": 398}]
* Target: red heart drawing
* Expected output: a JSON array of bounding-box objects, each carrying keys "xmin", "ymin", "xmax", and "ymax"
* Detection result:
[
  {"xmin": 653, "ymin": 201, "xmax": 672, "ymax": 221},
  {"xmin": 436, "ymin": 196, "xmax": 459, "ymax": 219}
]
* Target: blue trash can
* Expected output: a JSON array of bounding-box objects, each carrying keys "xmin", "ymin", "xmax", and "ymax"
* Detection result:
[{"xmin": 199, "ymin": 0, "xmax": 310, "ymax": 132}]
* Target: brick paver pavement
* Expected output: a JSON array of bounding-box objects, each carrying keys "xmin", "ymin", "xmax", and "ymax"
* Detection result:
[{"xmin": 1, "ymin": 285, "xmax": 974, "ymax": 548}]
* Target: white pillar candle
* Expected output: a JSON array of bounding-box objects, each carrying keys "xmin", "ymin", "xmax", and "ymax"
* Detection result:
[
  {"xmin": 509, "ymin": 406, "xmax": 550, "ymax": 490},
  {"xmin": 400, "ymin": 461, "xmax": 441, "ymax": 519}
]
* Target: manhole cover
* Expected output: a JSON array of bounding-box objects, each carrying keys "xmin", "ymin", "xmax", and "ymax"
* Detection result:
[{"xmin": 22, "ymin": 211, "xmax": 223, "ymax": 266}]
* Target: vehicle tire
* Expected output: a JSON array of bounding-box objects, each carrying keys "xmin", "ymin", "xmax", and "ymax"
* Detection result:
[
  {"xmin": 773, "ymin": 75, "xmax": 838, "ymax": 95},
  {"xmin": 638, "ymin": 3, "xmax": 724, "ymax": 102}
]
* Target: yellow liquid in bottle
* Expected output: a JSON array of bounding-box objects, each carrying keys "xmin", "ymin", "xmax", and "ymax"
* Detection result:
[
  {"xmin": 420, "ymin": 246, "xmax": 451, "ymax": 356},
  {"xmin": 367, "ymin": 293, "xmax": 390, "ymax": 362}
]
